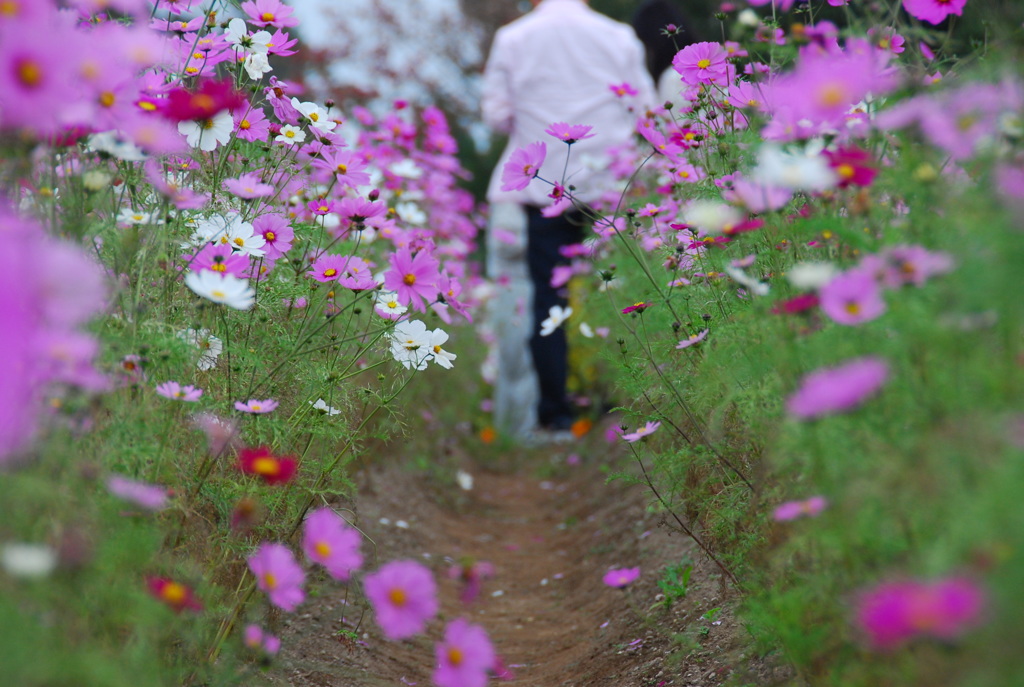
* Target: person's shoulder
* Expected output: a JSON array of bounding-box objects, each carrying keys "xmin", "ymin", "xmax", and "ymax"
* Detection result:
[{"xmin": 579, "ymin": 6, "xmax": 643, "ymax": 42}]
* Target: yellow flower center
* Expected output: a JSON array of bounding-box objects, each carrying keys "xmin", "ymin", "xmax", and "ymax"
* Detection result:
[
  {"xmin": 309, "ymin": 112, "xmax": 319, "ymax": 122},
  {"xmin": 240, "ymin": 119, "xmax": 251, "ymax": 130},
  {"xmin": 403, "ymin": 274, "xmax": 416, "ymax": 286},
  {"xmin": 211, "ymin": 289, "xmax": 226, "ymax": 299},
  {"xmin": 0, "ymin": 1, "xmax": 19, "ymax": 16},
  {"xmin": 265, "ymin": 231, "xmax": 276, "ymax": 241},
  {"xmin": 252, "ymin": 457, "xmax": 281, "ymax": 477},
  {"xmin": 99, "ymin": 91, "xmax": 115, "ymax": 108},
  {"xmin": 844, "ymin": 302, "xmax": 861, "ymax": 315},
  {"xmin": 388, "ymin": 588, "xmax": 407, "ymax": 606},
  {"xmin": 261, "ymin": 11, "xmax": 275, "ymax": 21},
  {"xmin": 138, "ymin": 100, "xmax": 158, "ymax": 111},
  {"xmin": 837, "ymin": 164, "xmax": 856, "ymax": 179},
  {"xmin": 233, "ymin": 237, "xmax": 245, "ymax": 246},
  {"xmin": 16, "ymin": 58, "xmax": 42, "ymax": 87},
  {"xmin": 323, "ymin": 268, "xmax": 338, "ymax": 277},
  {"xmin": 447, "ymin": 647, "xmax": 464, "ymax": 666},
  {"xmin": 315, "ymin": 542, "xmax": 331, "ymax": 558},
  {"xmin": 817, "ymin": 83, "xmax": 846, "ymax": 107},
  {"xmin": 336, "ymin": 163, "xmax": 348, "ymax": 174},
  {"xmin": 697, "ymin": 59, "xmax": 711, "ymax": 69},
  {"xmin": 161, "ymin": 582, "xmax": 187, "ymax": 604},
  {"xmin": 212, "ymin": 263, "xmax": 226, "ymax": 272},
  {"xmin": 263, "ymin": 572, "xmax": 278, "ymax": 589}
]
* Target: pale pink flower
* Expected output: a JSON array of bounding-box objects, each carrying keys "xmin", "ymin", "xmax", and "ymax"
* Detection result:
[
  {"xmin": 603, "ymin": 567, "xmax": 641, "ymax": 588},
  {"xmin": 499, "ymin": 142, "xmax": 546, "ymax": 192},
  {"xmin": 364, "ymin": 560, "xmax": 439, "ymax": 640},
  {"xmin": 773, "ymin": 496, "xmax": 827, "ymax": 521},
  {"xmin": 434, "ymin": 619, "xmax": 496, "ymax": 687},
  {"xmin": 622, "ymin": 421, "xmax": 661, "ymax": 442},
  {"xmin": 786, "ymin": 357, "xmax": 889, "ymax": 420},
  {"xmin": 155, "ymin": 381, "xmax": 203, "ymax": 402},
  {"xmin": 106, "ymin": 475, "xmax": 169, "ymax": 511},
  {"xmin": 248, "ymin": 542, "xmax": 305, "ymax": 612},
  {"xmin": 234, "ymin": 398, "xmax": 279, "ymax": 414}
]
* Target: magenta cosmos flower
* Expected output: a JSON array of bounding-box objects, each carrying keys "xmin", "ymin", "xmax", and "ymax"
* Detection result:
[
  {"xmin": 234, "ymin": 398, "xmax": 279, "ymax": 414},
  {"xmin": 241, "ymin": 0, "xmax": 300, "ymax": 27},
  {"xmin": 772, "ymin": 496, "xmax": 827, "ymax": 522},
  {"xmin": 819, "ymin": 269, "xmax": 886, "ymax": 326},
  {"xmin": 248, "ymin": 542, "xmax": 306, "ymax": 612},
  {"xmin": 434, "ymin": 618, "xmax": 497, "ymax": 687},
  {"xmin": 603, "ymin": 567, "xmax": 641, "ymax": 588},
  {"xmin": 903, "ymin": 0, "xmax": 968, "ymax": 25},
  {"xmin": 500, "ymin": 141, "xmax": 546, "ymax": 192},
  {"xmin": 155, "ymin": 381, "xmax": 203, "ymax": 402},
  {"xmin": 244, "ymin": 624, "xmax": 281, "ymax": 656},
  {"xmin": 786, "ymin": 357, "xmax": 889, "ymax": 420},
  {"xmin": 855, "ymin": 576, "xmax": 985, "ymax": 650},
  {"xmin": 302, "ymin": 507, "xmax": 363, "ymax": 581},
  {"xmin": 363, "ymin": 560, "xmax": 439, "ymax": 640},
  {"xmin": 672, "ymin": 42, "xmax": 729, "ymax": 86},
  {"xmin": 383, "ymin": 248, "xmax": 440, "ymax": 311},
  {"xmin": 544, "ymin": 122, "xmax": 595, "ymax": 144}
]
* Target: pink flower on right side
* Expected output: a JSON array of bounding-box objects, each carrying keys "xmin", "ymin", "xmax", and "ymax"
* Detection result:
[
  {"xmin": 903, "ymin": 0, "xmax": 968, "ymax": 25},
  {"xmin": 787, "ymin": 357, "xmax": 889, "ymax": 420},
  {"xmin": 363, "ymin": 559, "xmax": 439, "ymax": 640},
  {"xmin": 856, "ymin": 576, "xmax": 986, "ymax": 650}
]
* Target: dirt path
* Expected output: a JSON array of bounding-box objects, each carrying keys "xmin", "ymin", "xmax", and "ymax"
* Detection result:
[{"xmin": 260, "ymin": 443, "xmax": 763, "ymax": 687}]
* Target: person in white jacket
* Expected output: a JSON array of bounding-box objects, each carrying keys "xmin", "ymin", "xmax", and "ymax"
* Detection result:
[{"xmin": 482, "ymin": 0, "xmax": 655, "ymax": 437}]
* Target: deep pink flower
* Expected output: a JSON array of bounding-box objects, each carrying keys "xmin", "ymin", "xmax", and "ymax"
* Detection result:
[
  {"xmin": 609, "ymin": 82, "xmax": 638, "ymax": 98},
  {"xmin": 672, "ymin": 42, "xmax": 729, "ymax": 86},
  {"xmin": 383, "ymin": 248, "xmax": 440, "ymax": 311},
  {"xmin": 162, "ymin": 78, "xmax": 244, "ymax": 122},
  {"xmin": 499, "ymin": 142, "xmax": 546, "ymax": 192},
  {"xmin": 147, "ymin": 576, "xmax": 202, "ymax": 613},
  {"xmin": 223, "ymin": 172, "xmax": 274, "ymax": 199},
  {"xmin": 544, "ymin": 122, "xmax": 595, "ymax": 144},
  {"xmin": 302, "ymin": 507, "xmax": 363, "ymax": 581},
  {"xmin": 434, "ymin": 619, "xmax": 497, "ymax": 687},
  {"xmin": 238, "ymin": 446, "xmax": 297, "ymax": 485},
  {"xmin": 248, "ymin": 542, "xmax": 306, "ymax": 612},
  {"xmin": 786, "ymin": 357, "xmax": 889, "ymax": 420},
  {"xmin": 603, "ymin": 567, "xmax": 641, "ymax": 588},
  {"xmin": 155, "ymin": 381, "xmax": 203, "ymax": 402},
  {"xmin": 856, "ymin": 576, "xmax": 985, "ymax": 650},
  {"xmin": 364, "ymin": 560, "xmax": 439, "ymax": 640},
  {"xmin": 107, "ymin": 475, "xmax": 169, "ymax": 511},
  {"xmin": 0, "ymin": 16, "xmax": 77, "ymax": 135},
  {"xmin": 824, "ymin": 146, "xmax": 878, "ymax": 188},
  {"xmin": 234, "ymin": 398, "xmax": 279, "ymax": 414},
  {"xmin": 903, "ymin": 0, "xmax": 968, "ymax": 25},
  {"xmin": 621, "ymin": 302, "xmax": 652, "ymax": 315},
  {"xmin": 819, "ymin": 270, "xmax": 886, "ymax": 326},
  {"xmin": 773, "ymin": 496, "xmax": 827, "ymax": 521}
]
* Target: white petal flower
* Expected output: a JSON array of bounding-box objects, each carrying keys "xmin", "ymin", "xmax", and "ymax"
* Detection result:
[
  {"xmin": 390, "ymin": 319, "xmax": 432, "ymax": 370},
  {"xmin": 456, "ymin": 470, "xmax": 474, "ymax": 491},
  {"xmin": 178, "ymin": 110, "xmax": 234, "ymax": 152},
  {"xmin": 275, "ymin": 124, "xmax": 306, "ymax": 145},
  {"xmin": 681, "ymin": 200, "xmax": 743, "ymax": 236},
  {"xmin": 244, "ymin": 53, "xmax": 272, "ymax": 80},
  {"xmin": 787, "ymin": 262, "xmax": 839, "ymax": 290},
  {"xmin": 724, "ymin": 265, "xmax": 770, "ymax": 297},
  {"xmin": 290, "ymin": 98, "xmax": 336, "ymax": 132},
  {"xmin": 752, "ymin": 144, "xmax": 837, "ymax": 192},
  {"xmin": 1, "ymin": 543, "xmax": 57, "ymax": 579},
  {"xmin": 375, "ymin": 290, "xmax": 407, "ymax": 318},
  {"xmin": 185, "ymin": 270, "xmax": 255, "ymax": 310},
  {"xmin": 310, "ymin": 399, "xmax": 342, "ymax": 416},
  {"xmin": 539, "ymin": 305, "xmax": 572, "ymax": 337},
  {"xmin": 427, "ymin": 327, "xmax": 456, "ymax": 370},
  {"xmin": 177, "ymin": 328, "xmax": 223, "ymax": 370}
]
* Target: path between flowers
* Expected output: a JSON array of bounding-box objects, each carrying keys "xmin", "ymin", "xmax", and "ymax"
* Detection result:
[{"xmin": 260, "ymin": 441, "xmax": 766, "ymax": 687}]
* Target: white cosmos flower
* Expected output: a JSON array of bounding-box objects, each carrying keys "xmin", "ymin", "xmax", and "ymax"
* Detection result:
[
  {"xmin": 225, "ymin": 18, "xmax": 272, "ymax": 54},
  {"xmin": 290, "ymin": 98, "xmax": 336, "ymax": 132},
  {"xmin": 177, "ymin": 328, "xmax": 224, "ymax": 371},
  {"xmin": 244, "ymin": 53, "xmax": 272, "ymax": 80},
  {"xmin": 178, "ymin": 110, "xmax": 234, "ymax": 152},
  {"xmin": 87, "ymin": 131, "xmax": 147, "ymax": 161},
  {"xmin": 787, "ymin": 262, "xmax": 839, "ymax": 289},
  {"xmin": 427, "ymin": 327, "xmax": 456, "ymax": 370},
  {"xmin": 276, "ymin": 124, "xmax": 306, "ymax": 145},
  {"xmin": 579, "ymin": 322, "xmax": 595, "ymax": 338},
  {"xmin": 390, "ymin": 158, "xmax": 423, "ymax": 179},
  {"xmin": 390, "ymin": 319, "xmax": 432, "ymax": 370},
  {"xmin": 752, "ymin": 144, "xmax": 837, "ymax": 192},
  {"xmin": 395, "ymin": 201, "xmax": 427, "ymax": 226},
  {"xmin": 310, "ymin": 398, "xmax": 342, "ymax": 416},
  {"xmin": 374, "ymin": 290, "xmax": 407, "ymax": 318},
  {"xmin": 185, "ymin": 270, "xmax": 255, "ymax": 310},
  {"xmin": 539, "ymin": 305, "xmax": 572, "ymax": 337},
  {"xmin": 191, "ymin": 213, "xmax": 265, "ymax": 257},
  {"xmin": 117, "ymin": 207, "xmax": 161, "ymax": 226},
  {"xmin": 681, "ymin": 200, "xmax": 743, "ymax": 236},
  {"xmin": 1, "ymin": 543, "xmax": 57, "ymax": 579},
  {"xmin": 456, "ymin": 470, "xmax": 474, "ymax": 491},
  {"xmin": 723, "ymin": 265, "xmax": 770, "ymax": 297}
]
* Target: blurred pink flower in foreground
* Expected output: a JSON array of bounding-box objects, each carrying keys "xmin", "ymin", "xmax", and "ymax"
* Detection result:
[
  {"xmin": 433, "ymin": 618, "xmax": 496, "ymax": 687},
  {"xmin": 500, "ymin": 142, "xmax": 546, "ymax": 192},
  {"xmin": 235, "ymin": 398, "xmax": 279, "ymax": 414},
  {"xmin": 448, "ymin": 560, "xmax": 496, "ymax": 604},
  {"xmin": 303, "ymin": 508, "xmax": 363, "ymax": 581},
  {"xmin": 364, "ymin": 560, "xmax": 439, "ymax": 640},
  {"xmin": 786, "ymin": 357, "xmax": 889, "ymax": 420},
  {"xmin": 604, "ymin": 567, "xmax": 641, "ymax": 588},
  {"xmin": 903, "ymin": 0, "xmax": 968, "ymax": 25},
  {"xmin": 856, "ymin": 576, "xmax": 986, "ymax": 650},
  {"xmin": 248, "ymin": 542, "xmax": 306, "ymax": 612},
  {"xmin": 155, "ymin": 381, "xmax": 203, "ymax": 402},
  {"xmin": 244, "ymin": 624, "xmax": 281, "ymax": 656},
  {"xmin": 773, "ymin": 496, "xmax": 827, "ymax": 522},
  {"xmin": 107, "ymin": 475, "xmax": 169, "ymax": 511}
]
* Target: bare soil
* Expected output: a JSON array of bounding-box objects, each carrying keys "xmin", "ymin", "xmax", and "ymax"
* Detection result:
[{"xmin": 257, "ymin": 423, "xmax": 780, "ymax": 687}]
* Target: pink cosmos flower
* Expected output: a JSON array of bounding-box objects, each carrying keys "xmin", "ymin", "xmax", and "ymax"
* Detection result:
[
  {"xmin": 233, "ymin": 105, "xmax": 271, "ymax": 142},
  {"xmin": 155, "ymin": 381, "xmax": 203, "ymax": 402},
  {"xmin": 855, "ymin": 576, "xmax": 985, "ymax": 650},
  {"xmin": 603, "ymin": 567, "xmax": 641, "ymax": 588},
  {"xmin": 434, "ymin": 619, "xmax": 497, "ymax": 687},
  {"xmin": 448, "ymin": 560, "xmax": 496, "ymax": 604},
  {"xmin": 244, "ymin": 624, "xmax": 281, "ymax": 656},
  {"xmin": 819, "ymin": 270, "xmax": 886, "ymax": 326},
  {"xmin": 621, "ymin": 302, "xmax": 652, "ymax": 314},
  {"xmin": 311, "ymin": 149, "xmax": 371, "ymax": 188},
  {"xmin": 241, "ymin": 0, "xmax": 299, "ymax": 27},
  {"xmin": 383, "ymin": 248, "xmax": 440, "ymax": 311},
  {"xmin": 234, "ymin": 398, "xmax": 279, "ymax": 414},
  {"xmin": 609, "ymin": 82, "xmax": 638, "ymax": 98},
  {"xmin": 308, "ymin": 254, "xmax": 349, "ymax": 283},
  {"xmin": 223, "ymin": 172, "xmax": 274, "ymax": 199},
  {"xmin": 186, "ymin": 243, "xmax": 250, "ymax": 279},
  {"xmin": 499, "ymin": 142, "xmax": 546, "ymax": 192},
  {"xmin": 252, "ymin": 213, "xmax": 293, "ymax": 260},
  {"xmin": 786, "ymin": 357, "xmax": 889, "ymax": 420},
  {"xmin": 772, "ymin": 496, "xmax": 828, "ymax": 522},
  {"xmin": 672, "ymin": 42, "xmax": 729, "ymax": 86},
  {"xmin": 622, "ymin": 421, "xmax": 661, "ymax": 442},
  {"xmin": 363, "ymin": 560, "xmax": 439, "ymax": 640},
  {"xmin": 107, "ymin": 475, "xmax": 169, "ymax": 511},
  {"xmin": 676, "ymin": 329, "xmax": 708, "ymax": 349},
  {"xmin": 824, "ymin": 146, "xmax": 878, "ymax": 188},
  {"xmin": 303, "ymin": 507, "xmax": 363, "ymax": 581},
  {"xmin": 191, "ymin": 412, "xmax": 240, "ymax": 457},
  {"xmin": 903, "ymin": 0, "xmax": 968, "ymax": 25},
  {"xmin": 722, "ymin": 178, "xmax": 792, "ymax": 213},
  {"xmin": 544, "ymin": 122, "xmax": 595, "ymax": 144},
  {"xmin": 248, "ymin": 542, "xmax": 306, "ymax": 612}
]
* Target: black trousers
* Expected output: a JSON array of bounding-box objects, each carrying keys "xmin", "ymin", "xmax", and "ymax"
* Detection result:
[{"xmin": 525, "ymin": 206, "xmax": 585, "ymax": 428}]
